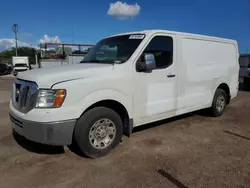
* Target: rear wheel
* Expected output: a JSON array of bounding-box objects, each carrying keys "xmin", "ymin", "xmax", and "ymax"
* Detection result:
[
  {"xmin": 210, "ymin": 88, "xmax": 227, "ymax": 117},
  {"xmin": 73, "ymin": 107, "xmax": 123, "ymax": 158}
]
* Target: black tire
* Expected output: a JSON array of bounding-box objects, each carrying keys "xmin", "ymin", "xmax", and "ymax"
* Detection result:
[
  {"xmin": 13, "ymin": 71, "xmax": 18, "ymax": 76},
  {"xmin": 210, "ymin": 88, "xmax": 228, "ymax": 117},
  {"xmin": 73, "ymin": 107, "xmax": 123, "ymax": 158}
]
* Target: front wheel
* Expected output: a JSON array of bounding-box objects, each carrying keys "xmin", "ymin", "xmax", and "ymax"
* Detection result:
[{"xmin": 73, "ymin": 107, "xmax": 123, "ymax": 158}]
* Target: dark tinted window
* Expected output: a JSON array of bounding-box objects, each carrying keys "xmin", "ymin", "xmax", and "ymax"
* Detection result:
[
  {"xmin": 143, "ymin": 36, "xmax": 173, "ymax": 69},
  {"xmin": 14, "ymin": 64, "xmax": 27, "ymax": 67},
  {"xmin": 239, "ymin": 56, "xmax": 250, "ymax": 67}
]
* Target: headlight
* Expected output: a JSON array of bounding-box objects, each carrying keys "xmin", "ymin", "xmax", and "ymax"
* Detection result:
[{"xmin": 36, "ymin": 89, "xmax": 66, "ymax": 108}]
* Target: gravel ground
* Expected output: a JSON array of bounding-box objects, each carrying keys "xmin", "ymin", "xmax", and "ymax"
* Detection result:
[{"xmin": 0, "ymin": 77, "xmax": 250, "ymax": 188}]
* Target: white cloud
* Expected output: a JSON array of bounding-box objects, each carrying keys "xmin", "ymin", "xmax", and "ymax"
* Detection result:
[
  {"xmin": 107, "ymin": 1, "xmax": 140, "ymax": 19},
  {"xmin": 0, "ymin": 39, "xmax": 31, "ymax": 52},
  {"xmin": 0, "ymin": 34, "xmax": 61, "ymax": 52},
  {"xmin": 39, "ymin": 34, "xmax": 61, "ymax": 44}
]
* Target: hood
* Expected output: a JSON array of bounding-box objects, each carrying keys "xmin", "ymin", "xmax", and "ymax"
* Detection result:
[{"xmin": 17, "ymin": 63, "xmax": 113, "ymax": 88}]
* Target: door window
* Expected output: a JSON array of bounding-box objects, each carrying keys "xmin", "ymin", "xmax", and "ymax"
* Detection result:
[{"xmin": 143, "ymin": 36, "xmax": 173, "ymax": 69}]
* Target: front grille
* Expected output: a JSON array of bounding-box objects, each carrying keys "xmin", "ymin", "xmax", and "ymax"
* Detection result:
[
  {"xmin": 15, "ymin": 69, "xmax": 27, "ymax": 72},
  {"xmin": 12, "ymin": 79, "xmax": 38, "ymax": 114}
]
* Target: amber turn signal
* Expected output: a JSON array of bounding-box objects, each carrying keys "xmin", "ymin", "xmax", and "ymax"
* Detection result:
[{"xmin": 53, "ymin": 89, "xmax": 66, "ymax": 107}]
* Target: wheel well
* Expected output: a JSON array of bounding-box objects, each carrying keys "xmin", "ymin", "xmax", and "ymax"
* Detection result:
[
  {"xmin": 84, "ymin": 100, "xmax": 131, "ymax": 136},
  {"xmin": 217, "ymin": 83, "xmax": 230, "ymax": 104}
]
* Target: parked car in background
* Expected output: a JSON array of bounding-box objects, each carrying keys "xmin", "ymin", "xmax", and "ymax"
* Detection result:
[
  {"xmin": 6, "ymin": 64, "xmax": 13, "ymax": 74},
  {"xmin": 239, "ymin": 54, "xmax": 250, "ymax": 91},
  {"xmin": 0, "ymin": 63, "xmax": 12, "ymax": 75},
  {"xmin": 9, "ymin": 30, "xmax": 239, "ymax": 158}
]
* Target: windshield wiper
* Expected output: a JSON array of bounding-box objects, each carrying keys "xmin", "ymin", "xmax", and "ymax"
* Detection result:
[
  {"xmin": 89, "ymin": 60, "xmax": 104, "ymax": 63},
  {"xmin": 80, "ymin": 60, "xmax": 103, "ymax": 63}
]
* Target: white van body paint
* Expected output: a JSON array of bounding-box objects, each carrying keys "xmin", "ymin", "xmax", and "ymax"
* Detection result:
[{"xmin": 10, "ymin": 30, "xmax": 239, "ymax": 128}]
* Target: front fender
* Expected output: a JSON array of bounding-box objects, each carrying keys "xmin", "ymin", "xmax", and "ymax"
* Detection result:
[{"xmin": 78, "ymin": 89, "xmax": 133, "ymax": 118}]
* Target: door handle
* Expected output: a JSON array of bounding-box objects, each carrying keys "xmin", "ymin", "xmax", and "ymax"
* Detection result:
[{"xmin": 167, "ymin": 74, "xmax": 176, "ymax": 78}]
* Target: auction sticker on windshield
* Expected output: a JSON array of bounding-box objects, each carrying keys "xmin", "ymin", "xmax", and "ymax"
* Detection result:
[{"xmin": 129, "ymin": 35, "xmax": 145, "ymax": 39}]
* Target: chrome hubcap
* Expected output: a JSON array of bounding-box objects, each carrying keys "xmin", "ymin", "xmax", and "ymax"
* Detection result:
[
  {"xmin": 89, "ymin": 118, "xmax": 116, "ymax": 149},
  {"xmin": 216, "ymin": 95, "xmax": 226, "ymax": 112}
]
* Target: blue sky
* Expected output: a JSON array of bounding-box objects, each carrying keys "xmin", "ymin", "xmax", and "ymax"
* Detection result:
[{"xmin": 0, "ymin": 0, "xmax": 249, "ymax": 52}]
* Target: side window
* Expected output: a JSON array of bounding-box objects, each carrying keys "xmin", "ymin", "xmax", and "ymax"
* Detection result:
[{"xmin": 143, "ymin": 36, "xmax": 173, "ymax": 69}]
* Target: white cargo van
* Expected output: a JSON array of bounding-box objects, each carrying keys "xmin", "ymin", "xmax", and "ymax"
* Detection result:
[
  {"xmin": 12, "ymin": 56, "xmax": 29, "ymax": 75},
  {"xmin": 9, "ymin": 30, "xmax": 239, "ymax": 158}
]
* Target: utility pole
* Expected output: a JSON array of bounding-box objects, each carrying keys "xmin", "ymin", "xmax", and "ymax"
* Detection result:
[{"xmin": 12, "ymin": 24, "xmax": 18, "ymax": 56}]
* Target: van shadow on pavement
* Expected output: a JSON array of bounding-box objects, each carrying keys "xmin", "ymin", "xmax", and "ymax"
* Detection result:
[
  {"xmin": 132, "ymin": 113, "xmax": 194, "ymax": 133},
  {"xmin": 12, "ymin": 130, "xmax": 65, "ymax": 155},
  {"xmin": 132, "ymin": 109, "xmax": 209, "ymax": 134}
]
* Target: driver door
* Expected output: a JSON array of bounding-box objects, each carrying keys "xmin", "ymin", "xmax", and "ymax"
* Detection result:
[{"xmin": 134, "ymin": 35, "xmax": 178, "ymax": 125}]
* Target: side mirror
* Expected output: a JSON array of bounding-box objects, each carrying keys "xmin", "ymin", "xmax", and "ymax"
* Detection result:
[{"xmin": 136, "ymin": 53, "xmax": 156, "ymax": 72}]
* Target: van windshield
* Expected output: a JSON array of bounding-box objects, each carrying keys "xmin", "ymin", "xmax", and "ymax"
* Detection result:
[{"xmin": 80, "ymin": 34, "xmax": 145, "ymax": 64}]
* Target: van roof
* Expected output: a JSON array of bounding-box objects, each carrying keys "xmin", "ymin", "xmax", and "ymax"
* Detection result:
[{"xmin": 107, "ymin": 30, "xmax": 237, "ymax": 44}]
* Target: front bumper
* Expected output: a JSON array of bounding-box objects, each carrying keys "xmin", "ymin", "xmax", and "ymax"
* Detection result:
[
  {"xmin": 10, "ymin": 112, "xmax": 76, "ymax": 146},
  {"xmin": 14, "ymin": 68, "xmax": 28, "ymax": 72}
]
